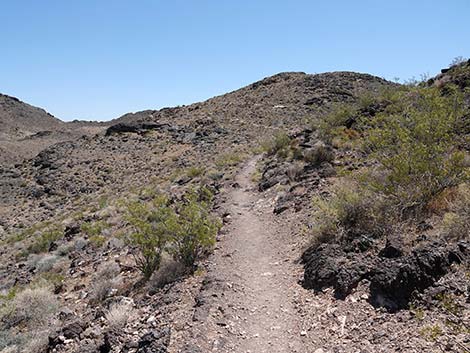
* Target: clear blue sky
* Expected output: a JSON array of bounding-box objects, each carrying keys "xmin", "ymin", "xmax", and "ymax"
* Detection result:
[{"xmin": 1, "ymin": 1, "xmax": 469, "ymax": 121}]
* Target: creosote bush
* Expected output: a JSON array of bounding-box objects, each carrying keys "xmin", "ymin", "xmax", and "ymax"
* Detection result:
[
  {"xmin": 365, "ymin": 86, "xmax": 469, "ymax": 213},
  {"xmin": 125, "ymin": 187, "xmax": 220, "ymax": 280},
  {"xmin": 310, "ymin": 81, "xmax": 470, "ymax": 251},
  {"xmin": 126, "ymin": 195, "xmax": 175, "ymax": 280},
  {"xmin": 170, "ymin": 190, "xmax": 220, "ymax": 268}
]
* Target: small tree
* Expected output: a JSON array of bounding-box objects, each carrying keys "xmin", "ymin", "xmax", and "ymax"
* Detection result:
[{"xmin": 126, "ymin": 195, "xmax": 176, "ymax": 280}]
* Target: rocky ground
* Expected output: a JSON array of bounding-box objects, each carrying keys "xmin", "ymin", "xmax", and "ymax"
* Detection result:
[{"xmin": 0, "ymin": 67, "xmax": 469, "ymax": 352}]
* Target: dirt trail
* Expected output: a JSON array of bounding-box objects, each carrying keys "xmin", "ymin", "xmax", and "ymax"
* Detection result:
[{"xmin": 171, "ymin": 157, "xmax": 307, "ymax": 352}]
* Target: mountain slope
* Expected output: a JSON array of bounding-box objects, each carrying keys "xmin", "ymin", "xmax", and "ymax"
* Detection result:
[
  {"xmin": 0, "ymin": 71, "xmax": 393, "ymax": 229},
  {"xmin": 0, "ymin": 94, "xmax": 106, "ymax": 165}
]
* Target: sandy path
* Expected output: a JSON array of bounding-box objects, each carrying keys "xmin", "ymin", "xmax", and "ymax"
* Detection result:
[{"xmin": 171, "ymin": 157, "xmax": 306, "ymax": 352}]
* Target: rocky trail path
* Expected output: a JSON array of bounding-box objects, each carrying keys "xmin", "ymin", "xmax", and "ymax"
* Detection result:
[{"xmin": 169, "ymin": 157, "xmax": 308, "ymax": 352}]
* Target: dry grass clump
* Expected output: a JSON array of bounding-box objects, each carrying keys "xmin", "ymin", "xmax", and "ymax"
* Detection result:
[
  {"xmin": 149, "ymin": 256, "xmax": 187, "ymax": 290},
  {"xmin": 310, "ymin": 179, "xmax": 392, "ymax": 250},
  {"xmin": 0, "ymin": 285, "xmax": 59, "ymax": 329},
  {"xmin": 105, "ymin": 302, "xmax": 135, "ymax": 329},
  {"xmin": 441, "ymin": 184, "xmax": 470, "ymax": 241},
  {"xmin": 89, "ymin": 262, "xmax": 121, "ymax": 303}
]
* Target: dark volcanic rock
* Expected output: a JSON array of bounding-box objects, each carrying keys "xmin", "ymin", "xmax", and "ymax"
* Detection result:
[
  {"xmin": 303, "ymin": 239, "xmax": 469, "ymax": 311},
  {"xmin": 302, "ymin": 244, "xmax": 373, "ymax": 299},
  {"xmin": 378, "ymin": 234, "xmax": 404, "ymax": 258},
  {"xmin": 105, "ymin": 122, "xmax": 170, "ymax": 136},
  {"xmin": 370, "ymin": 241, "xmax": 469, "ymax": 311},
  {"xmin": 136, "ymin": 328, "xmax": 171, "ymax": 353}
]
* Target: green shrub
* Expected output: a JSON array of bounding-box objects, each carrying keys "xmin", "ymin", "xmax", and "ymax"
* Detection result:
[
  {"xmin": 365, "ymin": 85, "xmax": 469, "ymax": 212},
  {"xmin": 310, "ymin": 180, "xmax": 391, "ymax": 249},
  {"xmin": 186, "ymin": 166, "xmax": 205, "ymax": 178},
  {"xmin": 215, "ymin": 151, "xmax": 245, "ymax": 168},
  {"xmin": 81, "ymin": 220, "xmax": 108, "ymax": 237},
  {"xmin": 125, "ymin": 195, "xmax": 176, "ymax": 280},
  {"xmin": 126, "ymin": 188, "xmax": 220, "ymax": 279},
  {"xmin": 317, "ymin": 104, "xmax": 357, "ymax": 143},
  {"xmin": 27, "ymin": 229, "xmax": 63, "ymax": 254},
  {"xmin": 262, "ymin": 131, "xmax": 291, "ymax": 157},
  {"xmin": 169, "ymin": 191, "xmax": 220, "ymax": 268}
]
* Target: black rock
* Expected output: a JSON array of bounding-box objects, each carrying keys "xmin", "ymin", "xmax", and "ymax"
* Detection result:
[
  {"xmin": 379, "ymin": 234, "xmax": 404, "ymax": 258},
  {"xmin": 137, "ymin": 328, "xmax": 171, "ymax": 353},
  {"xmin": 62, "ymin": 320, "xmax": 85, "ymax": 339},
  {"xmin": 369, "ymin": 241, "xmax": 467, "ymax": 311},
  {"xmin": 64, "ymin": 223, "xmax": 81, "ymax": 241},
  {"xmin": 302, "ymin": 244, "xmax": 373, "ymax": 299}
]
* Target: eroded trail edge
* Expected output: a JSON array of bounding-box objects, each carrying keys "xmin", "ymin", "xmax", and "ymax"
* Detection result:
[{"xmin": 170, "ymin": 157, "xmax": 307, "ymax": 353}]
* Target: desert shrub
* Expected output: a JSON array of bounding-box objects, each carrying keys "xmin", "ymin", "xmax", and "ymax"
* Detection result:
[
  {"xmin": 303, "ymin": 143, "xmax": 335, "ymax": 166},
  {"xmin": 35, "ymin": 254, "xmax": 59, "ymax": 273},
  {"xmin": 262, "ymin": 131, "xmax": 291, "ymax": 157},
  {"xmin": 126, "ymin": 188, "xmax": 220, "ymax": 279},
  {"xmin": 27, "ymin": 229, "xmax": 63, "ymax": 254},
  {"xmin": 286, "ymin": 162, "xmax": 304, "ymax": 182},
  {"xmin": 81, "ymin": 220, "xmax": 108, "ymax": 237},
  {"xmin": 0, "ymin": 331, "xmax": 50, "ymax": 353},
  {"xmin": 442, "ymin": 184, "xmax": 470, "ymax": 241},
  {"xmin": 317, "ymin": 104, "xmax": 357, "ymax": 143},
  {"xmin": 0, "ymin": 285, "xmax": 58, "ymax": 329},
  {"xmin": 105, "ymin": 302, "xmax": 135, "ymax": 329},
  {"xmin": 74, "ymin": 237, "xmax": 88, "ymax": 251},
  {"xmin": 81, "ymin": 220, "xmax": 109, "ymax": 248},
  {"xmin": 55, "ymin": 242, "xmax": 74, "ymax": 256},
  {"xmin": 89, "ymin": 262, "xmax": 121, "ymax": 302},
  {"xmin": 449, "ymin": 56, "xmax": 468, "ymax": 67},
  {"xmin": 365, "ymin": 86, "xmax": 469, "ymax": 212},
  {"xmin": 311, "ymin": 180, "xmax": 391, "ymax": 249},
  {"xmin": 170, "ymin": 190, "xmax": 220, "ymax": 269},
  {"xmin": 215, "ymin": 151, "xmax": 245, "ymax": 168},
  {"xmin": 125, "ymin": 195, "xmax": 175, "ymax": 280},
  {"xmin": 186, "ymin": 166, "xmax": 205, "ymax": 178}
]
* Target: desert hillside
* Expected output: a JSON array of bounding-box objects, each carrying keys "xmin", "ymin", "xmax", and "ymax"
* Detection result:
[{"xmin": 0, "ymin": 63, "xmax": 468, "ymax": 353}]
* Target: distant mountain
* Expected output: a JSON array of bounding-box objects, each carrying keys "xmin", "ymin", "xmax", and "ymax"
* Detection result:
[{"xmin": 0, "ymin": 94, "xmax": 105, "ymax": 165}]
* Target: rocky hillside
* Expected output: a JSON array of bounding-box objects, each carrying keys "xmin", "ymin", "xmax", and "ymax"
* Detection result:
[
  {"xmin": 0, "ymin": 71, "xmax": 390, "ymax": 229},
  {"xmin": 0, "ymin": 94, "xmax": 105, "ymax": 165},
  {"xmin": 1, "ymin": 66, "xmax": 468, "ymax": 353}
]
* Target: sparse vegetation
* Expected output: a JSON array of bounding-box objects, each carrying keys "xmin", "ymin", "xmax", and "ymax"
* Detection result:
[
  {"xmin": 262, "ymin": 131, "xmax": 291, "ymax": 157},
  {"xmin": 310, "ymin": 180, "xmax": 391, "ymax": 249},
  {"xmin": 125, "ymin": 188, "xmax": 220, "ymax": 279},
  {"xmin": 105, "ymin": 302, "xmax": 135, "ymax": 329},
  {"xmin": 186, "ymin": 166, "xmax": 205, "ymax": 178},
  {"xmin": 169, "ymin": 190, "xmax": 220, "ymax": 269},
  {"xmin": 0, "ymin": 284, "xmax": 59, "ymax": 328},
  {"xmin": 27, "ymin": 228, "xmax": 63, "ymax": 254},
  {"xmin": 215, "ymin": 151, "xmax": 246, "ymax": 168}
]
